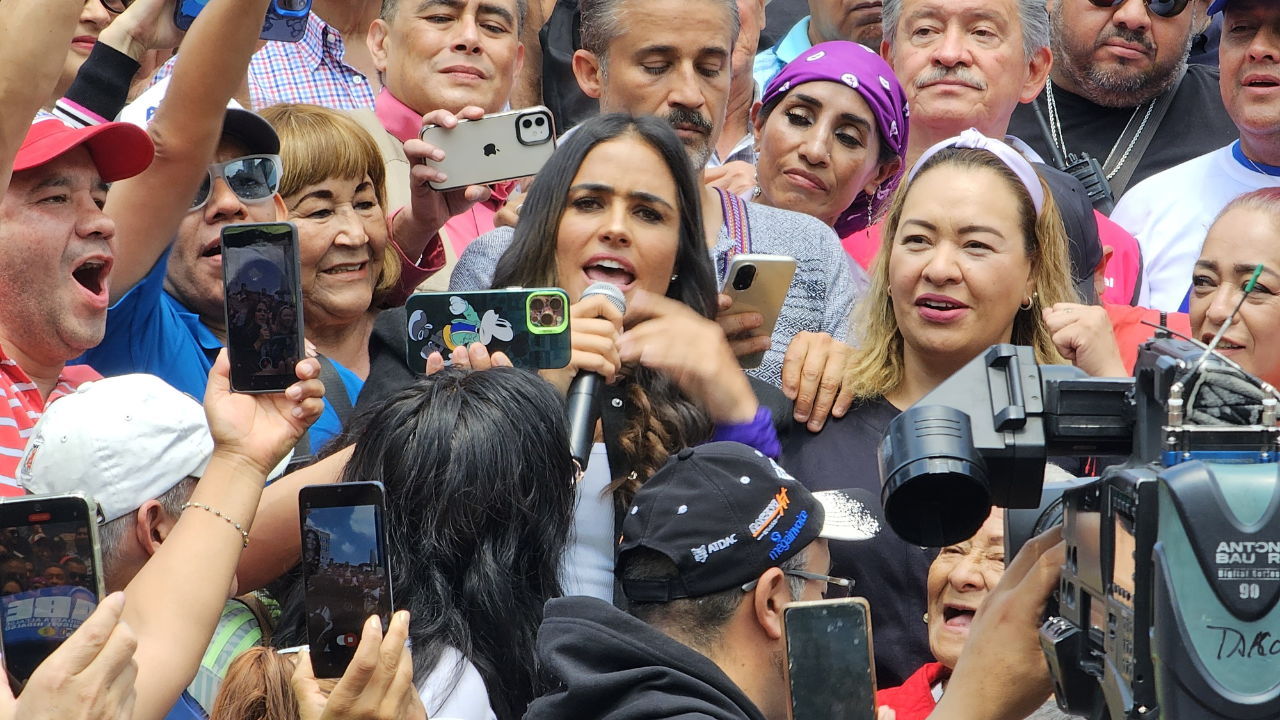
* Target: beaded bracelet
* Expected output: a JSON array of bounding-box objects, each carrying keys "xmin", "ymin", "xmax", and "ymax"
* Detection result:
[{"xmin": 181, "ymin": 502, "xmax": 249, "ymax": 547}]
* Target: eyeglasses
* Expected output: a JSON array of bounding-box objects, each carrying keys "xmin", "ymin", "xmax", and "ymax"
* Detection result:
[
  {"xmin": 742, "ymin": 570, "xmax": 854, "ymax": 599},
  {"xmin": 99, "ymin": 0, "xmax": 136, "ymax": 15},
  {"xmin": 1085, "ymin": 0, "xmax": 1190, "ymax": 19},
  {"xmin": 189, "ymin": 155, "xmax": 282, "ymax": 211}
]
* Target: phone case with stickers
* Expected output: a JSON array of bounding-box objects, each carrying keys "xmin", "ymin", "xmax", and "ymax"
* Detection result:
[
  {"xmin": 405, "ymin": 289, "xmax": 572, "ymax": 373},
  {"xmin": 174, "ymin": 0, "xmax": 310, "ymax": 42}
]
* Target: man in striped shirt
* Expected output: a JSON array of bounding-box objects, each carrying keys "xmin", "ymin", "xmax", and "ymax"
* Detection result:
[{"xmin": 0, "ymin": 118, "xmax": 154, "ymax": 495}]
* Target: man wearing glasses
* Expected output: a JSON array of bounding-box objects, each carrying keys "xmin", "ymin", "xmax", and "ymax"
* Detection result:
[
  {"xmin": 525, "ymin": 442, "xmax": 877, "ymax": 720},
  {"xmin": 77, "ymin": 110, "xmax": 292, "ymax": 402},
  {"xmin": 1008, "ymin": 0, "xmax": 1236, "ymax": 198}
]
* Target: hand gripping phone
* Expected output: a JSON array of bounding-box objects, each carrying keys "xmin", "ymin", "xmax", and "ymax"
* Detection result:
[
  {"xmin": 221, "ymin": 222, "xmax": 305, "ymax": 394},
  {"xmin": 0, "ymin": 493, "xmax": 105, "ymax": 686},
  {"xmin": 782, "ymin": 598, "xmax": 877, "ymax": 720},
  {"xmin": 419, "ymin": 107, "xmax": 557, "ymax": 191},
  {"xmin": 299, "ymin": 482, "xmax": 393, "ymax": 679},
  {"xmin": 719, "ymin": 254, "xmax": 796, "ymax": 370},
  {"xmin": 405, "ymin": 289, "xmax": 572, "ymax": 373},
  {"xmin": 174, "ymin": 0, "xmax": 311, "ymax": 43}
]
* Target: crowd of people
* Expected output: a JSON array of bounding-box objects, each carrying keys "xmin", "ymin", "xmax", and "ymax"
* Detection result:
[{"xmin": 0, "ymin": 0, "xmax": 1274, "ymax": 718}]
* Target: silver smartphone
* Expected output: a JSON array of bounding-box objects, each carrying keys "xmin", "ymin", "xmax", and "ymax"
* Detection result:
[
  {"xmin": 0, "ymin": 492, "xmax": 106, "ymax": 686},
  {"xmin": 720, "ymin": 254, "xmax": 797, "ymax": 369},
  {"xmin": 419, "ymin": 106, "xmax": 557, "ymax": 191}
]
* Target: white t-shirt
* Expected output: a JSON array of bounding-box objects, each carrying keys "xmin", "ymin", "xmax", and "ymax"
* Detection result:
[
  {"xmin": 560, "ymin": 443, "xmax": 616, "ymax": 601},
  {"xmin": 1113, "ymin": 142, "xmax": 1280, "ymax": 311},
  {"xmin": 418, "ymin": 646, "xmax": 497, "ymax": 720}
]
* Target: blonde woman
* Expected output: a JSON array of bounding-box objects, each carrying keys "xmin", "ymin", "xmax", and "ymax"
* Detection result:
[{"xmin": 780, "ymin": 131, "xmax": 1088, "ymax": 689}]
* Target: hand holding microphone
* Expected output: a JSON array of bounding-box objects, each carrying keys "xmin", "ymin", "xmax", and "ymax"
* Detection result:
[{"xmin": 563, "ymin": 283, "xmax": 626, "ymax": 471}]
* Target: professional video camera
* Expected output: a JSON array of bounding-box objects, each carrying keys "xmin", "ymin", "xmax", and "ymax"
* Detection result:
[{"xmin": 877, "ymin": 338, "xmax": 1280, "ymax": 720}]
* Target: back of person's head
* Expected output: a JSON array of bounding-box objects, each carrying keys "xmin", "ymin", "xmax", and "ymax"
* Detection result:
[
  {"xmin": 336, "ymin": 367, "xmax": 575, "ymax": 720},
  {"xmin": 615, "ymin": 442, "xmax": 876, "ymax": 710},
  {"xmin": 210, "ymin": 647, "xmax": 299, "ymax": 720},
  {"xmin": 844, "ymin": 143, "xmax": 1075, "ymax": 401},
  {"xmin": 18, "ymin": 374, "xmax": 212, "ymax": 587},
  {"xmin": 579, "ymin": 0, "xmax": 740, "ymax": 63},
  {"xmin": 491, "ymin": 113, "xmax": 718, "ymax": 500},
  {"xmin": 259, "ymin": 103, "xmax": 400, "ymax": 302}
]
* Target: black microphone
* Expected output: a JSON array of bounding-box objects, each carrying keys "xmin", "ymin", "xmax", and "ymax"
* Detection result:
[{"xmin": 567, "ymin": 282, "xmax": 626, "ymax": 471}]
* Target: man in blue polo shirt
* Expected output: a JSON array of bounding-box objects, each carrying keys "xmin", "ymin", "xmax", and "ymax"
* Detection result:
[{"xmin": 754, "ymin": 0, "xmax": 884, "ymax": 88}]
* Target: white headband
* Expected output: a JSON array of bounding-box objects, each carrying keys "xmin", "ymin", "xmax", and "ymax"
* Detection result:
[{"xmin": 906, "ymin": 128, "xmax": 1045, "ymax": 216}]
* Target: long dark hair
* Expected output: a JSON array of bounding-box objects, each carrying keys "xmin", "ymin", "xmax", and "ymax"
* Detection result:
[
  {"xmin": 276, "ymin": 368, "xmax": 576, "ymax": 720},
  {"xmin": 491, "ymin": 113, "xmax": 717, "ymax": 503}
]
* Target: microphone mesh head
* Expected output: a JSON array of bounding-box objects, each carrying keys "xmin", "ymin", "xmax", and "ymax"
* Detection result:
[{"xmin": 581, "ymin": 281, "xmax": 627, "ymax": 314}]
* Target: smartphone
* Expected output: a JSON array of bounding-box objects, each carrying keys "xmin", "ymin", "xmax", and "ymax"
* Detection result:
[
  {"xmin": 174, "ymin": 0, "xmax": 311, "ymax": 43},
  {"xmin": 0, "ymin": 493, "xmax": 105, "ymax": 686},
  {"xmin": 781, "ymin": 598, "xmax": 877, "ymax": 720},
  {"xmin": 222, "ymin": 222, "xmax": 305, "ymax": 394},
  {"xmin": 719, "ymin": 254, "xmax": 796, "ymax": 370},
  {"xmin": 405, "ymin": 289, "xmax": 572, "ymax": 373},
  {"xmin": 299, "ymin": 482, "xmax": 393, "ymax": 679},
  {"xmin": 419, "ymin": 107, "xmax": 556, "ymax": 191}
]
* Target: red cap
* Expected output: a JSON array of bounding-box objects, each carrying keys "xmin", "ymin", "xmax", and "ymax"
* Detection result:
[{"xmin": 14, "ymin": 119, "xmax": 155, "ymax": 183}]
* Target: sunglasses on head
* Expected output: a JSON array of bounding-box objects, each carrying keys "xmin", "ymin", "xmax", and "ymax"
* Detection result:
[
  {"xmin": 1086, "ymin": 0, "xmax": 1190, "ymax": 18},
  {"xmin": 189, "ymin": 155, "xmax": 282, "ymax": 212}
]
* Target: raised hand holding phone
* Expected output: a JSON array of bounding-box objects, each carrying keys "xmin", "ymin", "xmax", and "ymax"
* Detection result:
[
  {"xmin": 393, "ymin": 107, "xmax": 493, "ymax": 251},
  {"xmin": 204, "ymin": 349, "xmax": 325, "ymax": 479},
  {"xmin": 292, "ymin": 610, "xmax": 425, "ymax": 720}
]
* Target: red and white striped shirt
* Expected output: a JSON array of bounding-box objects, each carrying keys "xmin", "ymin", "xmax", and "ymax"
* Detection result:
[{"xmin": 0, "ymin": 351, "xmax": 100, "ymax": 496}]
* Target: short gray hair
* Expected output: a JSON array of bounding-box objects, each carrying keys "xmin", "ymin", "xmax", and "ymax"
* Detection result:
[
  {"xmin": 98, "ymin": 477, "xmax": 197, "ymax": 583},
  {"xmin": 580, "ymin": 0, "xmax": 740, "ymax": 62},
  {"xmin": 882, "ymin": 0, "xmax": 1049, "ymax": 60}
]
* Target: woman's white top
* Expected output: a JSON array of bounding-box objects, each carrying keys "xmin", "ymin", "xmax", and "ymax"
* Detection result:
[
  {"xmin": 560, "ymin": 443, "xmax": 616, "ymax": 601},
  {"xmin": 418, "ymin": 646, "xmax": 497, "ymax": 720}
]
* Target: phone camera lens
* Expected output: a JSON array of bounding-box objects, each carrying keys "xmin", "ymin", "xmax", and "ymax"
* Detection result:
[
  {"xmin": 732, "ymin": 265, "xmax": 756, "ymax": 291},
  {"xmin": 522, "ymin": 119, "xmax": 532, "ymax": 129},
  {"xmin": 549, "ymin": 296, "xmax": 563, "ymax": 311},
  {"xmin": 535, "ymin": 117, "xmax": 546, "ymax": 127},
  {"xmin": 540, "ymin": 312, "xmax": 556, "ymax": 327}
]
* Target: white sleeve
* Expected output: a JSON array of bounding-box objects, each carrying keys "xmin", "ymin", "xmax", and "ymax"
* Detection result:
[{"xmin": 418, "ymin": 648, "xmax": 499, "ymax": 720}]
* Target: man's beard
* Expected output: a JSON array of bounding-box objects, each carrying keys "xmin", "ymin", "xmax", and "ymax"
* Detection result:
[
  {"xmin": 1050, "ymin": 9, "xmax": 1193, "ymax": 108},
  {"xmin": 665, "ymin": 107, "xmax": 714, "ymax": 169}
]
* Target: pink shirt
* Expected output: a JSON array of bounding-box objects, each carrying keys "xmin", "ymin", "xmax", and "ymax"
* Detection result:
[{"xmin": 373, "ymin": 90, "xmax": 513, "ymax": 256}]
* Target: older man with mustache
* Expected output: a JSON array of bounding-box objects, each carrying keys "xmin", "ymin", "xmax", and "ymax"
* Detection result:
[{"xmin": 838, "ymin": 0, "xmax": 1145, "ymax": 309}]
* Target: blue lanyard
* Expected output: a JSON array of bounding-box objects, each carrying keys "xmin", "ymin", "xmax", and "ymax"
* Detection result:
[{"xmin": 1232, "ymin": 141, "xmax": 1280, "ymax": 177}]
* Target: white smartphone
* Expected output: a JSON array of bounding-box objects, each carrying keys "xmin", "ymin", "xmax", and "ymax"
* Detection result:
[
  {"xmin": 419, "ymin": 106, "xmax": 557, "ymax": 191},
  {"xmin": 720, "ymin": 254, "xmax": 796, "ymax": 370}
]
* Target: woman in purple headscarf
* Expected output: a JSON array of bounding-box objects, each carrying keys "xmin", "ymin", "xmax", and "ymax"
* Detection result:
[{"xmin": 750, "ymin": 41, "xmax": 909, "ymax": 249}]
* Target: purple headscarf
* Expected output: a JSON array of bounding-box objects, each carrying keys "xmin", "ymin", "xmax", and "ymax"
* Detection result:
[{"xmin": 761, "ymin": 41, "xmax": 910, "ymax": 237}]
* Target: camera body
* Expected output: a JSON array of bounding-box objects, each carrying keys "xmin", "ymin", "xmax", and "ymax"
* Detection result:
[{"xmin": 878, "ymin": 339, "xmax": 1280, "ymax": 719}]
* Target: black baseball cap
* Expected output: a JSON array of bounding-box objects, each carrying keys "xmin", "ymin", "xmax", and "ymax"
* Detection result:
[
  {"xmin": 618, "ymin": 442, "xmax": 881, "ymax": 603},
  {"xmin": 1035, "ymin": 164, "xmax": 1103, "ymax": 304}
]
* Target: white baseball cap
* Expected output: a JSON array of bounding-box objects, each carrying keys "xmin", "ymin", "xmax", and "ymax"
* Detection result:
[{"xmin": 18, "ymin": 375, "xmax": 213, "ymax": 524}]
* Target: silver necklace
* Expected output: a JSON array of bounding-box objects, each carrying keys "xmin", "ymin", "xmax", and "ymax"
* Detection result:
[{"xmin": 1045, "ymin": 81, "xmax": 1156, "ymax": 181}]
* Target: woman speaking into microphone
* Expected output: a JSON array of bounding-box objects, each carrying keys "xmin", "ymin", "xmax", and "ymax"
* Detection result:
[{"xmin": 484, "ymin": 114, "xmax": 785, "ymax": 601}]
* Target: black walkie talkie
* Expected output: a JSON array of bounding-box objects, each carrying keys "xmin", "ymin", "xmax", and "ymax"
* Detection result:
[{"xmin": 1033, "ymin": 99, "xmax": 1115, "ymax": 215}]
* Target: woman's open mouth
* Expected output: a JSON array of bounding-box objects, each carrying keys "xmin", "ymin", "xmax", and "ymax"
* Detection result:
[
  {"xmin": 942, "ymin": 604, "xmax": 976, "ymax": 630},
  {"xmin": 915, "ymin": 294, "xmax": 969, "ymax": 323},
  {"xmin": 321, "ymin": 261, "xmax": 368, "ymax": 276},
  {"xmin": 583, "ymin": 257, "xmax": 636, "ymax": 288}
]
